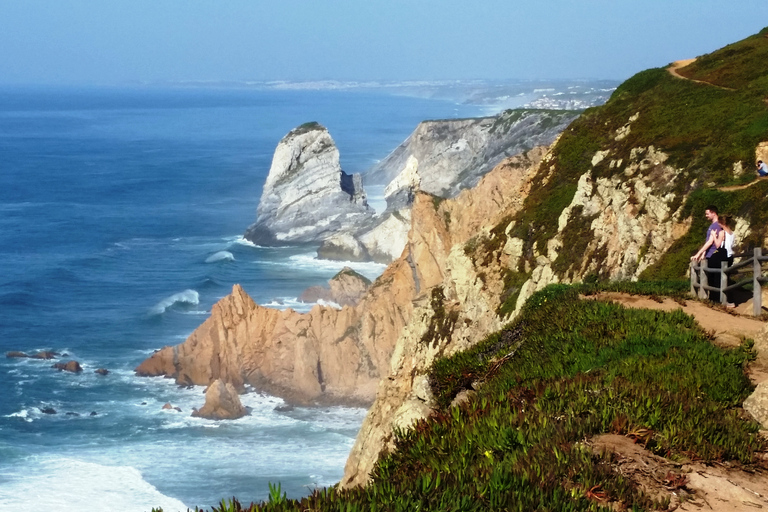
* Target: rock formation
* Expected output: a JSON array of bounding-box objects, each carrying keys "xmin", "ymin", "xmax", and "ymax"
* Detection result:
[
  {"xmin": 365, "ymin": 110, "xmax": 579, "ymax": 203},
  {"xmin": 299, "ymin": 267, "xmax": 372, "ymax": 307},
  {"xmin": 191, "ymin": 380, "xmax": 247, "ymax": 420},
  {"xmin": 52, "ymin": 361, "xmax": 82, "ymax": 373},
  {"xmin": 243, "ymin": 122, "xmax": 374, "ymax": 245},
  {"xmin": 318, "ymin": 110, "xmax": 577, "ymax": 263}
]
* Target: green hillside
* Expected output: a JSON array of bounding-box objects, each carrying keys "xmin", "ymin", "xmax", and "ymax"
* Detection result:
[{"xmin": 508, "ymin": 26, "xmax": 768, "ymax": 281}]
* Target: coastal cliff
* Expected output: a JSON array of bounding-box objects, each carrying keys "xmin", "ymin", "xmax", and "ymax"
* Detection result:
[
  {"xmin": 317, "ymin": 109, "xmax": 578, "ymax": 263},
  {"xmin": 137, "ymin": 28, "xmax": 768, "ymax": 503},
  {"xmin": 135, "ymin": 147, "xmax": 547, "ymax": 407},
  {"xmin": 243, "ymin": 122, "xmax": 373, "ymax": 245},
  {"xmin": 340, "ymin": 28, "xmax": 768, "ymax": 487}
]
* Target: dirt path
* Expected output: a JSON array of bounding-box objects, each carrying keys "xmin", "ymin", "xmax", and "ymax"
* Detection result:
[
  {"xmin": 667, "ymin": 58, "xmax": 735, "ymax": 91},
  {"xmin": 718, "ymin": 177, "xmax": 768, "ymax": 192},
  {"xmin": 589, "ymin": 434, "xmax": 768, "ymax": 512}
]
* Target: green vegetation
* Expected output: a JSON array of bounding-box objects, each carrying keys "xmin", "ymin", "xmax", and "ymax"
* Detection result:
[
  {"xmin": 420, "ymin": 286, "xmax": 460, "ymax": 348},
  {"xmin": 289, "ymin": 121, "xmax": 323, "ymax": 137},
  {"xmin": 506, "ymin": 27, "xmax": 768, "ymax": 279},
  {"xmin": 169, "ymin": 284, "xmax": 765, "ymax": 511},
  {"xmin": 488, "ymin": 109, "xmax": 579, "ymax": 135}
]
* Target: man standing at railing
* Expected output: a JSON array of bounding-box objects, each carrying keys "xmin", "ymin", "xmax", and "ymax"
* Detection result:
[{"xmin": 691, "ymin": 205, "xmax": 726, "ymax": 302}]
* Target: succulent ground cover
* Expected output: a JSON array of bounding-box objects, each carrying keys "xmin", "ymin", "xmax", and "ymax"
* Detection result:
[{"xmin": 160, "ymin": 282, "xmax": 767, "ymax": 511}]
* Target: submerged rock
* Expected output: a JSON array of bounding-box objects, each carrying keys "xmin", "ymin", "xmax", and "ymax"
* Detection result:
[
  {"xmin": 6, "ymin": 351, "xmax": 28, "ymax": 358},
  {"xmin": 31, "ymin": 351, "xmax": 58, "ymax": 360}
]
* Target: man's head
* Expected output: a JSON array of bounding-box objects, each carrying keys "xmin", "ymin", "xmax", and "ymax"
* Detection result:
[
  {"xmin": 705, "ymin": 205, "xmax": 719, "ymax": 222},
  {"xmin": 759, "ymin": 160, "xmax": 764, "ymax": 166}
]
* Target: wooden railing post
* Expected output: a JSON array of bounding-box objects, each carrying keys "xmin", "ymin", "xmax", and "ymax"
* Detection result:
[
  {"xmin": 754, "ymin": 247, "xmax": 762, "ymax": 317},
  {"xmin": 699, "ymin": 259, "xmax": 709, "ymax": 300},
  {"xmin": 720, "ymin": 261, "xmax": 728, "ymax": 305},
  {"xmin": 690, "ymin": 261, "xmax": 697, "ymax": 297}
]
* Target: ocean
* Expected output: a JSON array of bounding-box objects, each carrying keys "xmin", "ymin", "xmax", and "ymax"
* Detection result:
[{"xmin": 0, "ymin": 85, "xmax": 486, "ymax": 510}]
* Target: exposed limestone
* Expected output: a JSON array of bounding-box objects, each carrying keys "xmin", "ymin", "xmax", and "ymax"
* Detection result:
[
  {"xmin": 191, "ymin": 379, "xmax": 247, "ymax": 420},
  {"xmin": 543, "ymin": 146, "xmax": 689, "ymax": 282},
  {"xmin": 316, "ymin": 233, "xmax": 369, "ymax": 262},
  {"xmin": 757, "ymin": 141, "xmax": 768, "ymax": 164},
  {"xmin": 367, "ymin": 110, "xmax": 578, "ymax": 203},
  {"xmin": 743, "ymin": 382, "xmax": 768, "ymax": 430},
  {"xmin": 243, "ymin": 123, "xmax": 374, "ymax": 245}
]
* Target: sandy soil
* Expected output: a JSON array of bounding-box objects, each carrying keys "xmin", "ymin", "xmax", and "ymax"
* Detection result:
[
  {"xmin": 589, "ymin": 434, "xmax": 768, "ymax": 512},
  {"xmin": 667, "ymin": 58, "xmax": 735, "ymax": 91}
]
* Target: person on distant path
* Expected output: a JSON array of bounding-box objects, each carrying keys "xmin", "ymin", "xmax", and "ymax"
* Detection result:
[
  {"xmin": 757, "ymin": 160, "xmax": 768, "ymax": 177},
  {"xmin": 718, "ymin": 215, "xmax": 736, "ymax": 308},
  {"xmin": 691, "ymin": 205, "xmax": 726, "ymax": 302}
]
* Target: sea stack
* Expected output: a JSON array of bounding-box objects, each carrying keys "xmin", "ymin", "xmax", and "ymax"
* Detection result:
[{"xmin": 243, "ymin": 122, "xmax": 374, "ymax": 245}]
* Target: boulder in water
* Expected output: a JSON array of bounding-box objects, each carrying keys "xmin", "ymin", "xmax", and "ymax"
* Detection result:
[
  {"xmin": 52, "ymin": 361, "xmax": 83, "ymax": 373},
  {"xmin": 191, "ymin": 379, "xmax": 247, "ymax": 420}
]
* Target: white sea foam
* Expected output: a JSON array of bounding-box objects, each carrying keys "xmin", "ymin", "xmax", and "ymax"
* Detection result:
[
  {"xmin": 260, "ymin": 297, "xmax": 312, "ymax": 312},
  {"xmin": 228, "ymin": 236, "xmax": 261, "ymax": 248},
  {"xmin": 149, "ymin": 289, "xmax": 200, "ymax": 315},
  {"xmin": 6, "ymin": 408, "xmax": 32, "ymax": 421},
  {"xmin": 0, "ymin": 457, "xmax": 188, "ymax": 511},
  {"xmin": 316, "ymin": 299, "xmax": 342, "ymax": 310},
  {"xmin": 205, "ymin": 250, "xmax": 235, "ymax": 263},
  {"xmin": 286, "ymin": 253, "xmax": 386, "ymax": 281}
]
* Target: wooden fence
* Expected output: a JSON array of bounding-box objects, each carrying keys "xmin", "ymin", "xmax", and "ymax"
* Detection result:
[{"xmin": 690, "ymin": 247, "xmax": 768, "ymax": 316}]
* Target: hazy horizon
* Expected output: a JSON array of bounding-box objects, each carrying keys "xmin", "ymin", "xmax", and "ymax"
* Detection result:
[{"xmin": 1, "ymin": 1, "xmax": 766, "ymax": 86}]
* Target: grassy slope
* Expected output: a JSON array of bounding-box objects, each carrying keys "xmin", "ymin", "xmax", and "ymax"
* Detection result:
[{"xmin": 505, "ymin": 27, "xmax": 768, "ymax": 280}]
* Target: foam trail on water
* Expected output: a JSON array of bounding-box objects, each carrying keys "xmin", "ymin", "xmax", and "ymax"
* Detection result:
[
  {"xmin": 0, "ymin": 458, "xmax": 188, "ymax": 512},
  {"xmin": 205, "ymin": 250, "xmax": 235, "ymax": 263},
  {"xmin": 286, "ymin": 253, "xmax": 387, "ymax": 281},
  {"xmin": 149, "ymin": 289, "xmax": 200, "ymax": 316}
]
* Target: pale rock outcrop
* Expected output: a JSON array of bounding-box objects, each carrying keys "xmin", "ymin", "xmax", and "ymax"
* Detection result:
[
  {"xmin": 743, "ymin": 382, "xmax": 768, "ymax": 430},
  {"xmin": 316, "ymin": 233, "xmax": 369, "ymax": 262},
  {"xmin": 318, "ymin": 111, "xmax": 576, "ymax": 264},
  {"xmin": 243, "ymin": 123, "xmax": 374, "ymax": 245},
  {"xmin": 299, "ymin": 267, "xmax": 372, "ymax": 307},
  {"xmin": 191, "ymin": 379, "xmax": 247, "ymax": 420},
  {"xmin": 366, "ymin": 110, "xmax": 578, "ymax": 200}
]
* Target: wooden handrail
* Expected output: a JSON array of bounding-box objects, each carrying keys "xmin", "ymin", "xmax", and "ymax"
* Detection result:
[{"xmin": 689, "ymin": 247, "xmax": 765, "ymax": 316}]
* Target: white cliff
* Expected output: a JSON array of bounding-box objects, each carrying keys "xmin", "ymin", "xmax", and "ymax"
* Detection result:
[{"xmin": 243, "ymin": 122, "xmax": 374, "ymax": 245}]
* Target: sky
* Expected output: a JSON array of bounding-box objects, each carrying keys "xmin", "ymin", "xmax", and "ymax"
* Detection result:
[{"xmin": 0, "ymin": 1, "xmax": 766, "ymax": 86}]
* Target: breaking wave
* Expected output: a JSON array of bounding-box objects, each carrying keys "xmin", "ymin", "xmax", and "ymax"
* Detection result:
[
  {"xmin": 149, "ymin": 289, "xmax": 200, "ymax": 316},
  {"xmin": 205, "ymin": 250, "xmax": 235, "ymax": 263}
]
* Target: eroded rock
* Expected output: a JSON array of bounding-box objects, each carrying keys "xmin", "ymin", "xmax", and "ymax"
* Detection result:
[{"xmin": 191, "ymin": 379, "xmax": 247, "ymax": 420}]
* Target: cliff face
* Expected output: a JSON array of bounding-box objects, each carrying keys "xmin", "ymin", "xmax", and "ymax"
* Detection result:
[
  {"xmin": 342, "ymin": 29, "xmax": 768, "ymax": 487},
  {"xmin": 365, "ymin": 110, "xmax": 578, "ymax": 204},
  {"xmin": 317, "ymin": 110, "xmax": 577, "ymax": 263},
  {"xmin": 243, "ymin": 122, "xmax": 374, "ymax": 245},
  {"xmin": 135, "ymin": 147, "xmax": 546, "ymax": 410},
  {"xmin": 341, "ymin": 147, "xmax": 547, "ymax": 487}
]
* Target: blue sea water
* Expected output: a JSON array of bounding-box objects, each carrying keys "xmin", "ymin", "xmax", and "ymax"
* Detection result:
[{"xmin": 0, "ymin": 85, "xmax": 484, "ymax": 510}]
